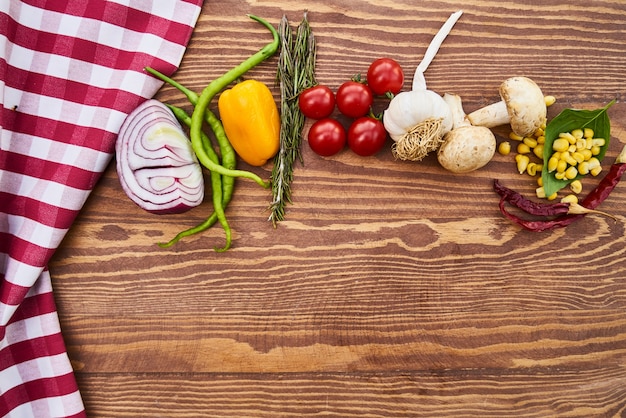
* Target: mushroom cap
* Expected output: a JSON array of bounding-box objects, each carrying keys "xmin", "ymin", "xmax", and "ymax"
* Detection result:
[
  {"xmin": 499, "ymin": 76, "xmax": 547, "ymax": 137},
  {"xmin": 437, "ymin": 125, "xmax": 496, "ymax": 173}
]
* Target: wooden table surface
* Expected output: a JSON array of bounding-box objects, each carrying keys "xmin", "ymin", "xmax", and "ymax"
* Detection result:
[{"xmin": 49, "ymin": 1, "xmax": 626, "ymax": 416}]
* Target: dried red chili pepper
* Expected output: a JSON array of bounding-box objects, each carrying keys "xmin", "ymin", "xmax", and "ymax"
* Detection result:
[
  {"xmin": 495, "ymin": 144, "xmax": 626, "ymax": 232},
  {"xmin": 579, "ymin": 152, "xmax": 626, "ymax": 210},
  {"xmin": 493, "ymin": 180, "xmax": 570, "ymax": 217},
  {"xmin": 496, "ymin": 196, "xmax": 584, "ymax": 232}
]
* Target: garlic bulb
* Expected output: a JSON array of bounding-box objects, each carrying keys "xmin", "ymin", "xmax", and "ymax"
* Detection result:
[
  {"xmin": 383, "ymin": 90, "xmax": 453, "ymax": 161},
  {"xmin": 382, "ymin": 10, "xmax": 462, "ymax": 161}
]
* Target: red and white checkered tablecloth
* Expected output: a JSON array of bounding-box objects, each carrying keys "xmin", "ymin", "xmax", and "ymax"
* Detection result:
[{"xmin": 0, "ymin": 1, "xmax": 203, "ymax": 416}]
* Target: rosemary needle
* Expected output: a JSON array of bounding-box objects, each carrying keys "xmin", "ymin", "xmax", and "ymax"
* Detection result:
[{"xmin": 268, "ymin": 12, "xmax": 316, "ymax": 226}]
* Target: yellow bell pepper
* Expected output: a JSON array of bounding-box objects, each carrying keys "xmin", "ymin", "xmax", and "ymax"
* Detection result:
[{"xmin": 218, "ymin": 79, "xmax": 280, "ymax": 166}]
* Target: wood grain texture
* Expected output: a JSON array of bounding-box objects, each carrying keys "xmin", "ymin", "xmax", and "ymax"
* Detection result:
[{"xmin": 49, "ymin": 0, "xmax": 626, "ymax": 416}]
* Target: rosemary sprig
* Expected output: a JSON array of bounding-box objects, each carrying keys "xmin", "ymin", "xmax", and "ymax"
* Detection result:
[{"xmin": 268, "ymin": 12, "xmax": 316, "ymax": 226}]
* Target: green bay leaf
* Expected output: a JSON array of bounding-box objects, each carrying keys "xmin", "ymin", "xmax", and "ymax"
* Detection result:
[{"xmin": 541, "ymin": 100, "xmax": 615, "ymax": 197}]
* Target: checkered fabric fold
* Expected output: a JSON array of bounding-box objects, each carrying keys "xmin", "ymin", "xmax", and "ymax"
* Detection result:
[{"xmin": 0, "ymin": 1, "xmax": 203, "ymax": 416}]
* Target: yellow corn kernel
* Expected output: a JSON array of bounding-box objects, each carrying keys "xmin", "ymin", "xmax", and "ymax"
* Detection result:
[
  {"xmin": 544, "ymin": 95, "xmax": 556, "ymax": 107},
  {"xmin": 523, "ymin": 137, "xmax": 538, "ymax": 148},
  {"xmin": 515, "ymin": 154, "xmax": 530, "ymax": 174},
  {"xmin": 583, "ymin": 127, "xmax": 594, "ymax": 138},
  {"xmin": 509, "ymin": 132, "xmax": 524, "ymax": 141},
  {"xmin": 533, "ymin": 144, "xmax": 544, "ymax": 159},
  {"xmin": 547, "ymin": 191, "xmax": 558, "ymax": 201},
  {"xmin": 591, "ymin": 145, "xmax": 601, "ymax": 156},
  {"xmin": 562, "ymin": 152, "xmax": 577, "ymax": 166},
  {"xmin": 585, "ymin": 137, "xmax": 594, "ymax": 149},
  {"xmin": 564, "ymin": 166, "xmax": 578, "ymax": 180},
  {"xmin": 570, "ymin": 180, "xmax": 583, "ymax": 194},
  {"xmin": 517, "ymin": 142, "xmax": 531, "ymax": 154},
  {"xmin": 588, "ymin": 157, "xmax": 601, "ymax": 170},
  {"xmin": 534, "ymin": 128, "xmax": 545, "ymax": 138},
  {"xmin": 537, "ymin": 176, "xmax": 543, "ymax": 187},
  {"xmin": 571, "ymin": 129, "xmax": 584, "ymax": 139},
  {"xmin": 552, "ymin": 137, "xmax": 570, "ymax": 152},
  {"xmin": 575, "ymin": 138, "xmax": 587, "ymax": 150},
  {"xmin": 592, "ymin": 138, "xmax": 606, "ymax": 147},
  {"xmin": 536, "ymin": 135, "xmax": 545, "ymax": 144},
  {"xmin": 561, "ymin": 194, "xmax": 578, "ymax": 204},
  {"xmin": 578, "ymin": 161, "xmax": 590, "ymax": 175},
  {"xmin": 572, "ymin": 152, "xmax": 585, "ymax": 164},
  {"xmin": 555, "ymin": 171, "xmax": 566, "ymax": 180},
  {"xmin": 498, "ymin": 141, "xmax": 511, "ymax": 156},
  {"xmin": 527, "ymin": 162, "xmax": 539, "ymax": 176},
  {"xmin": 580, "ymin": 148, "xmax": 593, "ymax": 161},
  {"xmin": 547, "ymin": 156, "xmax": 559, "ymax": 172},
  {"xmin": 553, "ymin": 139, "xmax": 570, "ymax": 153},
  {"xmin": 559, "ymin": 132, "xmax": 577, "ymax": 144},
  {"xmin": 591, "ymin": 165, "xmax": 602, "ymax": 176},
  {"xmin": 536, "ymin": 186, "xmax": 546, "ymax": 198},
  {"xmin": 556, "ymin": 159, "xmax": 568, "ymax": 173}
]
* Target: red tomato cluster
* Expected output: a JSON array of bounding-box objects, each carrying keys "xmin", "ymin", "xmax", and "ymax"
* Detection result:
[{"xmin": 299, "ymin": 57, "xmax": 404, "ymax": 158}]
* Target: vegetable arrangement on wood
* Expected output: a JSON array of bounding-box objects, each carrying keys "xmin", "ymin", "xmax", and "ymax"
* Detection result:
[
  {"xmin": 117, "ymin": 14, "xmax": 279, "ymax": 251},
  {"xmin": 114, "ymin": 9, "xmax": 624, "ymax": 252},
  {"xmin": 492, "ymin": 99, "xmax": 618, "ymax": 231},
  {"xmin": 493, "ymin": 143, "xmax": 626, "ymax": 232}
]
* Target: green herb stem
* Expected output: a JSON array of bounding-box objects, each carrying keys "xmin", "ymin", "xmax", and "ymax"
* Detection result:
[{"xmin": 268, "ymin": 12, "xmax": 316, "ymax": 226}]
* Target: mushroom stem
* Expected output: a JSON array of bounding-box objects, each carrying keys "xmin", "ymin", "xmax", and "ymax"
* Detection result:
[
  {"xmin": 466, "ymin": 100, "xmax": 510, "ymax": 128},
  {"xmin": 464, "ymin": 77, "xmax": 547, "ymax": 137}
]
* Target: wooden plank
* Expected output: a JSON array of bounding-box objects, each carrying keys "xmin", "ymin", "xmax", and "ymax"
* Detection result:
[
  {"xmin": 63, "ymin": 312, "xmax": 626, "ymax": 373},
  {"xmin": 77, "ymin": 372, "xmax": 626, "ymax": 417}
]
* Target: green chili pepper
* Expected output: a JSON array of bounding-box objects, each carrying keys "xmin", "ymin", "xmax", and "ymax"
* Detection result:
[
  {"xmin": 158, "ymin": 106, "xmax": 234, "ymax": 249},
  {"xmin": 164, "ymin": 104, "xmax": 268, "ymax": 187},
  {"xmin": 150, "ymin": 14, "xmax": 279, "ymax": 251}
]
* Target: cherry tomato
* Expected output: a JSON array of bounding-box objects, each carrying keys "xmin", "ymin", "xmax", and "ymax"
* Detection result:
[
  {"xmin": 335, "ymin": 81, "xmax": 373, "ymax": 118},
  {"xmin": 366, "ymin": 58, "xmax": 404, "ymax": 96},
  {"xmin": 298, "ymin": 85, "xmax": 335, "ymax": 119},
  {"xmin": 307, "ymin": 118, "xmax": 346, "ymax": 157},
  {"xmin": 347, "ymin": 117, "xmax": 387, "ymax": 156}
]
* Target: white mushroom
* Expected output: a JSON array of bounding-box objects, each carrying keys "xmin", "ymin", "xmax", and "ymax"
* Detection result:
[
  {"xmin": 437, "ymin": 125, "xmax": 496, "ymax": 173},
  {"xmin": 436, "ymin": 93, "xmax": 496, "ymax": 173},
  {"xmin": 467, "ymin": 76, "xmax": 547, "ymax": 138}
]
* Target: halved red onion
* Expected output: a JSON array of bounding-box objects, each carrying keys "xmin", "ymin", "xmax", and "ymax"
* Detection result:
[{"xmin": 116, "ymin": 99, "xmax": 204, "ymax": 214}]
